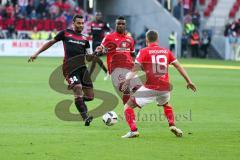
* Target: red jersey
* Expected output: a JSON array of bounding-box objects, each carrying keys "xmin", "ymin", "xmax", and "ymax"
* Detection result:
[
  {"xmin": 135, "ymin": 43, "xmax": 177, "ymax": 91},
  {"xmin": 101, "ymin": 32, "xmax": 135, "ymax": 73}
]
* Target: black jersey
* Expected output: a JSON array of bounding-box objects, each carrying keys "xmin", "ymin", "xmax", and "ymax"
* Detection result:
[
  {"xmin": 54, "ymin": 29, "xmax": 92, "ymax": 75},
  {"xmin": 90, "ymin": 20, "xmax": 110, "ymax": 43}
]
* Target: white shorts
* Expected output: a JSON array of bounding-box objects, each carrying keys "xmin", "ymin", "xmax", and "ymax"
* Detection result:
[
  {"xmin": 132, "ymin": 86, "xmax": 170, "ymax": 107},
  {"xmin": 111, "ymin": 68, "xmax": 142, "ymax": 91}
]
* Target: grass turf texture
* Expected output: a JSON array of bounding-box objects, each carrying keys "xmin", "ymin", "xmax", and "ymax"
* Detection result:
[{"xmin": 0, "ymin": 57, "xmax": 240, "ymax": 160}]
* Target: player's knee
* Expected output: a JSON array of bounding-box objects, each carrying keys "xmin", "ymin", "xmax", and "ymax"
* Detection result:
[
  {"xmin": 73, "ymin": 84, "xmax": 82, "ymax": 91},
  {"xmin": 84, "ymin": 94, "xmax": 94, "ymax": 101},
  {"xmin": 162, "ymin": 102, "xmax": 170, "ymax": 107}
]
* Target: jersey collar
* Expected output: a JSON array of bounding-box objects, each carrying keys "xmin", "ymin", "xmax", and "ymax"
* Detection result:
[
  {"xmin": 115, "ymin": 31, "xmax": 126, "ymax": 37},
  {"xmin": 148, "ymin": 42, "xmax": 159, "ymax": 47}
]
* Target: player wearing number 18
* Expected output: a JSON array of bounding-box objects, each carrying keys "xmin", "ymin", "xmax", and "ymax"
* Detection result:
[{"xmin": 121, "ymin": 30, "xmax": 197, "ymax": 138}]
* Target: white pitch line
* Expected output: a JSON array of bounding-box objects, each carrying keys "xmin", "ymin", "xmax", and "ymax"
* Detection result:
[{"xmin": 181, "ymin": 64, "xmax": 240, "ymax": 70}]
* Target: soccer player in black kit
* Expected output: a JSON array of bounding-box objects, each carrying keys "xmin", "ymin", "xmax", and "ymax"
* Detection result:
[
  {"xmin": 28, "ymin": 15, "xmax": 94, "ymax": 126},
  {"xmin": 88, "ymin": 12, "xmax": 110, "ymax": 79}
]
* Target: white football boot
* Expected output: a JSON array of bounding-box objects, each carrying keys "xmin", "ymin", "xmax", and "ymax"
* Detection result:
[
  {"xmin": 104, "ymin": 72, "xmax": 110, "ymax": 81},
  {"xmin": 121, "ymin": 131, "xmax": 139, "ymax": 138},
  {"xmin": 169, "ymin": 126, "xmax": 183, "ymax": 137}
]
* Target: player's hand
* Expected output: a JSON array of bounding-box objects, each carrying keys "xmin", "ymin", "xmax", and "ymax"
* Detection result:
[
  {"xmin": 121, "ymin": 80, "xmax": 130, "ymax": 92},
  {"xmin": 28, "ymin": 54, "xmax": 38, "ymax": 62},
  {"xmin": 95, "ymin": 46, "xmax": 103, "ymax": 53},
  {"xmin": 187, "ymin": 82, "xmax": 197, "ymax": 92}
]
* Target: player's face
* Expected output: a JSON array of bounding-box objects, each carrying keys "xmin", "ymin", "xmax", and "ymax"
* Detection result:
[
  {"xmin": 96, "ymin": 13, "xmax": 102, "ymax": 21},
  {"xmin": 73, "ymin": 18, "xmax": 84, "ymax": 33},
  {"xmin": 116, "ymin": 20, "xmax": 126, "ymax": 34}
]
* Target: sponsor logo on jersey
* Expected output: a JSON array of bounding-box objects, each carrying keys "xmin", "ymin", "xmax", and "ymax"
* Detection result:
[{"xmin": 68, "ymin": 40, "xmax": 85, "ymax": 45}]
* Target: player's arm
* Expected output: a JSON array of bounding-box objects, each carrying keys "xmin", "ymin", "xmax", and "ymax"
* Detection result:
[
  {"xmin": 28, "ymin": 39, "xmax": 58, "ymax": 62},
  {"xmin": 95, "ymin": 35, "xmax": 109, "ymax": 55},
  {"xmin": 28, "ymin": 30, "xmax": 64, "ymax": 62},
  {"xmin": 172, "ymin": 61, "xmax": 197, "ymax": 92},
  {"xmin": 85, "ymin": 40, "xmax": 95, "ymax": 61}
]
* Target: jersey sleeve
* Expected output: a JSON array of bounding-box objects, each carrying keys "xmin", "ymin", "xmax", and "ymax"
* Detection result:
[
  {"xmin": 101, "ymin": 35, "xmax": 109, "ymax": 48},
  {"xmin": 54, "ymin": 30, "xmax": 65, "ymax": 41},
  {"xmin": 168, "ymin": 50, "xmax": 177, "ymax": 64},
  {"xmin": 85, "ymin": 41, "xmax": 93, "ymax": 55}
]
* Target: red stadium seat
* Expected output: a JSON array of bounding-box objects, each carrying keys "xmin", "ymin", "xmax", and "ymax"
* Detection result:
[
  {"xmin": 199, "ymin": 0, "xmax": 206, "ymax": 5},
  {"xmin": 204, "ymin": 8, "xmax": 211, "ymax": 17},
  {"xmin": 233, "ymin": 2, "xmax": 240, "ymax": 10},
  {"xmin": 229, "ymin": 8, "xmax": 237, "ymax": 18},
  {"xmin": 203, "ymin": 0, "xmax": 219, "ymax": 17}
]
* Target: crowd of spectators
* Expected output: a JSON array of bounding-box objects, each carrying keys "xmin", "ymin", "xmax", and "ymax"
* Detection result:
[
  {"xmin": 0, "ymin": 0, "xmax": 93, "ymax": 39},
  {"xmin": 159, "ymin": 0, "xmax": 211, "ymax": 58},
  {"xmin": 0, "ymin": 0, "xmax": 85, "ymax": 21}
]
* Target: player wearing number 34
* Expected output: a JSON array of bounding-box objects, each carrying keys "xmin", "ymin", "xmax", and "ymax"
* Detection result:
[{"xmin": 121, "ymin": 30, "xmax": 197, "ymax": 138}]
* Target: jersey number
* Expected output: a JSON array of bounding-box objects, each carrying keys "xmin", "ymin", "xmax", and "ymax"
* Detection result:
[{"xmin": 151, "ymin": 55, "xmax": 167, "ymax": 74}]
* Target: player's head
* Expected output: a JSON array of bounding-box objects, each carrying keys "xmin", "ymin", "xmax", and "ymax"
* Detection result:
[
  {"xmin": 95, "ymin": 12, "xmax": 102, "ymax": 21},
  {"xmin": 115, "ymin": 16, "xmax": 126, "ymax": 34},
  {"xmin": 72, "ymin": 15, "xmax": 84, "ymax": 33},
  {"xmin": 146, "ymin": 30, "xmax": 159, "ymax": 45}
]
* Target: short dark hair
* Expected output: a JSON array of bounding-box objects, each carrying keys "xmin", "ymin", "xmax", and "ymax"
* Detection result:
[
  {"xmin": 146, "ymin": 30, "xmax": 158, "ymax": 42},
  {"xmin": 73, "ymin": 15, "xmax": 83, "ymax": 22},
  {"xmin": 116, "ymin": 16, "xmax": 125, "ymax": 21}
]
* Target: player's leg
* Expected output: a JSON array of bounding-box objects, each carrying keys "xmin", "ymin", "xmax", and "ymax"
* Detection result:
[
  {"xmin": 121, "ymin": 99, "xmax": 139, "ymax": 138},
  {"xmin": 111, "ymin": 68, "xmax": 129, "ymax": 104},
  {"xmin": 122, "ymin": 86, "xmax": 155, "ymax": 138},
  {"xmin": 89, "ymin": 57, "xmax": 97, "ymax": 77},
  {"xmin": 157, "ymin": 92, "xmax": 183, "ymax": 137},
  {"xmin": 72, "ymin": 84, "xmax": 89, "ymax": 121},
  {"xmin": 82, "ymin": 87, "xmax": 94, "ymax": 126},
  {"xmin": 78, "ymin": 67, "xmax": 94, "ymax": 126},
  {"xmin": 163, "ymin": 103, "xmax": 182, "ymax": 137}
]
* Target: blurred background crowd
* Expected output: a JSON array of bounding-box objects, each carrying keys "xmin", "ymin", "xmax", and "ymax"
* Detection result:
[{"xmin": 0, "ymin": 0, "xmax": 240, "ymax": 59}]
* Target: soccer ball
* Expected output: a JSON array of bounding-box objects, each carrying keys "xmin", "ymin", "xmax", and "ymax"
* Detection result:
[{"xmin": 102, "ymin": 111, "xmax": 118, "ymax": 126}]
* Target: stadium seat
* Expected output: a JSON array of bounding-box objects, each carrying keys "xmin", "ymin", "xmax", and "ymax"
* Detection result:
[
  {"xmin": 199, "ymin": 0, "xmax": 206, "ymax": 5},
  {"xmin": 229, "ymin": 1, "xmax": 240, "ymax": 18},
  {"xmin": 204, "ymin": 8, "xmax": 211, "ymax": 17},
  {"xmin": 204, "ymin": 0, "xmax": 219, "ymax": 17},
  {"xmin": 229, "ymin": 8, "xmax": 237, "ymax": 18}
]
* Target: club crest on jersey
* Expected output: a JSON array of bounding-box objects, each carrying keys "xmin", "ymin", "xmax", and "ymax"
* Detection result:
[{"xmin": 122, "ymin": 42, "xmax": 127, "ymax": 48}]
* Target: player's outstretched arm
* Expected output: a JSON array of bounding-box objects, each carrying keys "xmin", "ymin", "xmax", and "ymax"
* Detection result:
[
  {"xmin": 172, "ymin": 61, "xmax": 197, "ymax": 92},
  {"xmin": 28, "ymin": 39, "xmax": 58, "ymax": 62}
]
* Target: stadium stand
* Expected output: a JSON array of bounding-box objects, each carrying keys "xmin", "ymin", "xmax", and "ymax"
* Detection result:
[{"xmin": 0, "ymin": 0, "xmax": 92, "ymax": 39}]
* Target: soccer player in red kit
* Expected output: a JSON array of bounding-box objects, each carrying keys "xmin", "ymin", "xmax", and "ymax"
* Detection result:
[
  {"xmin": 121, "ymin": 30, "xmax": 197, "ymax": 138},
  {"xmin": 96, "ymin": 16, "xmax": 142, "ymax": 104}
]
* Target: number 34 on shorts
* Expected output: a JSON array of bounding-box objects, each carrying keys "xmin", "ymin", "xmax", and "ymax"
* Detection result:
[{"xmin": 69, "ymin": 76, "xmax": 79, "ymax": 85}]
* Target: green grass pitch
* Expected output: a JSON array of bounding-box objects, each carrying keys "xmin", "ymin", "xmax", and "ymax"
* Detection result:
[{"xmin": 0, "ymin": 57, "xmax": 240, "ymax": 160}]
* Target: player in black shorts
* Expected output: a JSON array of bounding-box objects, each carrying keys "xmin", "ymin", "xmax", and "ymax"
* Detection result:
[
  {"xmin": 88, "ymin": 12, "xmax": 110, "ymax": 79},
  {"xmin": 28, "ymin": 15, "xmax": 95, "ymax": 126}
]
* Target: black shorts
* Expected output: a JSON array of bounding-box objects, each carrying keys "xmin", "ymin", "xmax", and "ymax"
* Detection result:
[{"xmin": 65, "ymin": 67, "xmax": 93, "ymax": 89}]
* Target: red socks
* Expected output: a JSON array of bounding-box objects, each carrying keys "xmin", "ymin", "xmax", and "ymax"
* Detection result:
[
  {"xmin": 163, "ymin": 104, "xmax": 175, "ymax": 126},
  {"xmin": 124, "ymin": 106, "xmax": 137, "ymax": 131}
]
